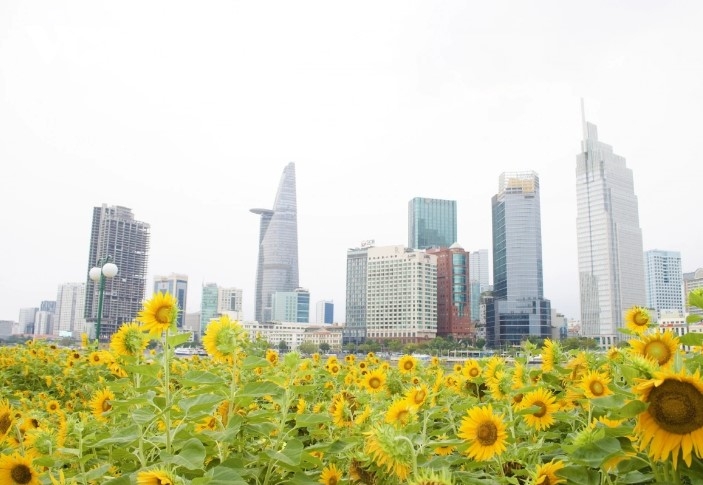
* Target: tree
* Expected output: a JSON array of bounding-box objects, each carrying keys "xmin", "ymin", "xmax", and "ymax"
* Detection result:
[
  {"xmin": 278, "ymin": 340, "xmax": 289, "ymax": 352},
  {"xmin": 297, "ymin": 341, "xmax": 318, "ymax": 355},
  {"xmin": 387, "ymin": 339, "xmax": 403, "ymax": 353},
  {"xmin": 475, "ymin": 338, "xmax": 486, "ymax": 350},
  {"xmin": 319, "ymin": 342, "xmax": 331, "ymax": 353}
]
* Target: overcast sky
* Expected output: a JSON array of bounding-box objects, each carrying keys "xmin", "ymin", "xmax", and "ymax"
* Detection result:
[{"xmin": 2, "ymin": 1, "xmax": 702, "ymax": 323}]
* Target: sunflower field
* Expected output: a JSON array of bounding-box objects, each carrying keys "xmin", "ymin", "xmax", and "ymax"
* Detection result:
[{"xmin": 2, "ymin": 290, "xmax": 703, "ymax": 485}]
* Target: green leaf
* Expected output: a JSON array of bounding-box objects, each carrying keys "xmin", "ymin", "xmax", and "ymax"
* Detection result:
[
  {"xmin": 181, "ymin": 370, "xmax": 226, "ymax": 386},
  {"xmin": 237, "ymin": 380, "xmax": 284, "ymax": 398},
  {"xmin": 192, "ymin": 466, "xmax": 248, "ymax": 485},
  {"xmin": 686, "ymin": 314, "xmax": 703, "ymax": 324},
  {"xmin": 606, "ymin": 399, "xmax": 646, "ymax": 419},
  {"xmin": 92, "ymin": 424, "xmax": 141, "ymax": 446},
  {"xmin": 689, "ymin": 289, "xmax": 703, "ymax": 310},
  {"xmin": 569, "ymin": 437, "xmax": 622, "ymax": 467},
  {"xmin": 557, "ymin": 465, "xmax": 600, "ymax": 484},
  {"xmin": 103, "ymin": 475, "xmax": 133, "ymax": 485},
  {"xmin": 129, "ymin": 407, "xmax": 156, "ymax": 426},
  {"xmin": 293, "ymin": 413, "xmax": 331, "ymax": 427},
  {"xmin": 168, "ymin": 332, "xmax": 192, "ymax": 347},
  {"xmin": 124, "ymin": 363, "xmax": 161, "ymax": 378},
  {"xmin": 262, "ymin": 439, "xmax": 304, "ymax": 469},
  {"xmin": 242, "ymin": 355, "xmax": 271, "ymax": 370},
  {"xmin": 163, "ymin": 438, "xmax": 206, "ymax": 470},
  {"xmin": 178, "ymin": 394, "xmax": 223, "ymax": 414},
  {"xmin": 680, "ymin": 332, "xmax": 703, "ymax": 346}
]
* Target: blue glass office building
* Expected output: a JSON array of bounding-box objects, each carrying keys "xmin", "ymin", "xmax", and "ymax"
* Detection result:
[
  {"xmin": 408, "ymin": 197, "xmax": 457, "ymax": 250},
  {"xmin": 488, "ymin": 172, "xmax": 551, "ymax": 346},
  {"xmin": 251, "ymin": 163, "xmax": 299, "ymax": 323}
]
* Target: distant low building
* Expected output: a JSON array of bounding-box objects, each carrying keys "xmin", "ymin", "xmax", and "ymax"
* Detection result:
[{"xmin": 241, "ymin": 321, "xmax": 343, "ymax": 351}]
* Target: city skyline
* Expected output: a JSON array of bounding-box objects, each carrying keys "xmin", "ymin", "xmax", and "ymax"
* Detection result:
[{"xmin": 2, "ymin": 2, "xmax": 703, "ymax": 324}]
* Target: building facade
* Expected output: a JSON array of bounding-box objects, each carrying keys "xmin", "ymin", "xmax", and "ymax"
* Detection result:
[
  {"xmin": 18, "ymin": 307, "xmax": 37, "ymax": 335},
  {"xmin": 488, "ymin": 171, "xmax": 551, "ymax": 346},
  {"xmin": 644, "ymin": 250, "xmax": 684, "ymax": 316},
  {"xmin": 85, "ymin": 204, "xmax": 150, "ymax": 340},
  {"xmin": 427, "ymin": 244, "xmax": 473, "ymax": 340},
  {"xmin": 218, "ymin": 287, "xmax": 244, "ymax": 320},
  {"xmin": 55, "ymin": 282, "xmax": 87, "ymax": 337},
  {"xmin": 251, "ymin": 162, "xmax": 299, "ymax": 323},
  {"xmin": 408, "ymin": 197, "xmax": 457, "ymax": 250},
  {"xmin": 684, "ymin": 269, "xmax": 703, "ymax": 318},
  {"xmin": 365, "ymin": 245, "xmax": 437, "ymax": 343},
  {"xmin": 469, "ymin": 249, "xmax": 490, "ymax": 323},
  {"xmin": 271, "ymin": 288, "xmax": 310, "ymax": 323},
  {"xmin": 344, "ymin": 245, "xmax": 370, "ymax": 344},
  {"xmin": 316, "ymin": 300, "xmax": 334, "ymax": 324},
  {"xmin": 153, "ymin": 273, "xmax": 188, "ymax": 328},
  {"xmin": 576, "ymin": 112, "xmax": 646, "ymax": 347},
  {"xmin": 241, "ymin": 321, "xmax": 343, "ymax": 351},
  {"xmin": 200, "ymin": 283, "xmax": 220, "ymax": 334}
]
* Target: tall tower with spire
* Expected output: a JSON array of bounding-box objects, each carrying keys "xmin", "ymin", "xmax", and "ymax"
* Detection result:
[
  {"xmin": 251, "ymin": 163, "xmax": 299, "ymax": 323},
  {"xmin": 576, "ymin": 102, "xmax": 646, "ymax": 347}
]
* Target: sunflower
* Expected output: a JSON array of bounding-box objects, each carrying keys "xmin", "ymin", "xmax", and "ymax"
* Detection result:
[
  {"xmin": 264, "ymin": 348, "xmax": 278, "ymax": 365},
  {"xmin": 319, "ymin": 463, "xmax": 342, "ymax": 485},
  {"xmin": 138, "ymin": 291, "xmax": 179, "ymax": 335},
  {"xmin": 363, "ymin": 369, "xmax": 386, "ymax": 393},
  {"xmin": 404, "ymin": 384, "xmax": 429, "ymax": 407},
  {"xmin": 329, "ymin": 391, "xmax": 357, "ymax": 428},
  {"xmin": 533, "ymin": 459, "xmax": 565, "ymax": 485},
  {"xmin": 398, "ymin": 355, "xmax": 418, "ymax": 374},
  {"xmin": 432, "ymin": 434, "xmax": 455, "ymax": 456},
  {"xmin": 633, "ymin": 368, "xmax": 703, "ymax": 468},
  {"xmin": 0, "ymin": 452, "xmax": 40, "ymax": 485},
  {"xmin": 89, "ymin": 388, "xmax": 115, "ymax": 423},
  {"xmin": 110, "ymin": 321, "xmax": 148, "ymax": 357},
  {"xmin": 45, "ymin": 400, "xmax": 61, "ymax": 414},
  {"xmin": 519, "ymin": 387, "xmax": 559, "ymax": 431},
  {"xmin": 355, "ymin": 405, "xmax": 372, "ymax": 425},
  {"xmin": 385, "ymin": 399, "xmax": 416, "ymax": 427},
  {"xmin": 625, "ymin": 306, "xmax": 652, "ymax": 334},
  {"xmin": 511, "ymin": 361, "xmax": 526, "ymax": 389},
  {"xmin": 136, "ymin": 468, "xmax": 175, "ymax": 485},
  {"xmin": 345, "ymin": 354, "xmax": 356, "ymax": 364},
  {"xmin": 327, "ymin": 362, "xmax": 341, "ymax": 375},
  {"xmin": 0, "ymin": 401, "xmax": 15, "ymax": 440},
  {"xmin": 580, "ymin": 370, "xmax": 613, "ymax": 399},
  {"xmin": 408, "ymin": 469, "xmax": 454, "ymax": 485},
  {"xmin": 606, "ymin": 346, "xmax": 624, "ymax": 364},
  {"xmin": 458, "ymin": 404, "xmax": 508, "ymax": 461},
  {"xmin": 364, "ymin": 424, "xmax": 413, "ymax": 480},
  {"xmin": 202, "ymin": 315, "xmax": 248, "ymax": 363},
  {"xmin": 541, "ymin": 339, "xmax": 561, "ymax": 372},
  {"xmin": 629, "ymin": 331, "xmax": 680, "ymax": 368},
  {"xmin": 24, "ymin": 427, "xmax": 64, "ymax": 455}
]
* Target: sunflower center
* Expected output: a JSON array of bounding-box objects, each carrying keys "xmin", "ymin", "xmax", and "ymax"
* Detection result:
[
  {"xmin": 533, "ymin": 401, "xmax": 547, "ymax": 418},
  {"xmin": 470, "ymin": 368, "xmax": 479, "ymax": 377},
  {"xmin": 648, "ymin": 379, "xmax": 703, "ymax": 434},
  {"xmin": 643, "ymin": 341, "xmax": 672, "ymax": 365},
  {"xmin": 414, "ymin": 390, "xmax": 427, "ymax": 404},
  {"xmin": 513, "ymin": 393, "xmax": 524, "ymax": 404},
  {"xmin": 155, "ymin": 306, "xmax": 171, "ymax": 324},
  {"xmin": 102, "ymin": 399, "xmax": 112, "ymax": 412},
  {"xmin": 328, "ymin": 477, "xmax": 338, "ymax": 485},
  {"xmin": 369, "ymin": 377, "xmax": 381, "ymax": 389},
  {"xmin": 404, "ymin": 361, "xmax": 414, "ymax": 371},
  {"xmin": 476, "ymin": 421, "xmax": 498, "ymax": 446},
  {"xmin": 590, "ymin": 381, "xmax": 605, "ymax": 396},
  {"xmin": 11, "ymin": 464, "xmax": 33, "ymax": 484},
  {"xmin": 634, "ymin": 313, "xmax": 648, "ymax": 326},
  {"xmin": 0, "ymin": 411, "xmax": 11, "ymax": 434}
]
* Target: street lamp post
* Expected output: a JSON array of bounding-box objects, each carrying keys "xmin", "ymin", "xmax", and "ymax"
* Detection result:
[{"xmin": 89, "ymin": 256, "xmax": 119, "ymax": 342}]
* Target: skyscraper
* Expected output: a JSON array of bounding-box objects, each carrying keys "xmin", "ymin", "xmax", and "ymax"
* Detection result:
[
  {"xmin": 316, "ymin": 300, "xmax": 334, "ymax": 324},
  {"xmin": 251, "ymin": 162, "xmax": 299, "ymax": 323},
  {"xmin": 271, "ymin": 287, "xmax": 310, "ymax": 323},
  {"xmin": 55, "ymin": 282, "xmax": 87, "ymax": 337},
  {"xmin": 200, "ymin": 283, "xmax": 220, "ymax": 335},
  {"xmin": 153, "ymin": 273, "xmax": 188, "ymax": 328},
  {"xmin": 644, "ymin": 250, "xmax": 684, "ymax": 316},
  {"xmin": 488, "ymin": 171, "xmax": 551, "ymax": 346},
  {"xmin": 469, "ymin": 249, "xmax": 490, "ymax": 323},
  {"xmin": 344, "ymin": 244, "xmax": 370, "ymax": 344},
  {"xmin": 576, "ymin": 107, "xmax": 646, "ymax": 347},
  {"xmin": 427, "ymin": 244, "xmax": 472, "ymax": 339},
  {"xmin": 85, "ymin": 204, "xmax": 150, "ymax": 340},
  {"xmin": 408, "ymin": 197, "xmax": 457, "ymax": 250}
]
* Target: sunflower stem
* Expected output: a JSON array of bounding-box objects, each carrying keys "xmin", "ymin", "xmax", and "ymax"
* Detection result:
[
  {"xmin": 162, "ymin": 331, "xmax": 173, "ymax": 459},
  {"xmin": 395, "ymin": 435, "xmax": 418, "ymax": 479}
]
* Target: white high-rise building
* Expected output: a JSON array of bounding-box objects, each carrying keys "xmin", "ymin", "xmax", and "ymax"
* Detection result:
[
  {"xmin": 576, "ymin": 105, "xmax": 646, "ymax": 347},
  {"xmin": 217, "ymin": 287, "xmax": 243, "ymax": 320},
  {"xmin": 315, "ymin": 300, "xmax": 334, "ymax": 324},
  {"xmin": 364, "ymin": 245, "xmax": 437, "ymax": 342},
  {"xmin": 55, "ymin": 282, "xmax": 87, "ymax": 337},
  {"xmin": 644, "ymin": 250, "xmax": 684, "ymax": 316}
]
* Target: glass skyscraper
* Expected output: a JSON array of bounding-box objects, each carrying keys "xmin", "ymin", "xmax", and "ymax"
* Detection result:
[
  {"xmin": 576, "ymin": 109, "xmax": 646, "ymax": 347},
  {"xmin": 251, "ymin": 162, "xmax": 299, "ymax": 323},
  {"xmin": 408, "ymin": 197, "xmax": 457, "ymax": 250},
  {"xmin": 85, "ymin": 204, "xmax": 150, "ymax": 340},
  {"xmin": 488, "ymin": 172, "xmax": 551, "ymax": 346}
]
